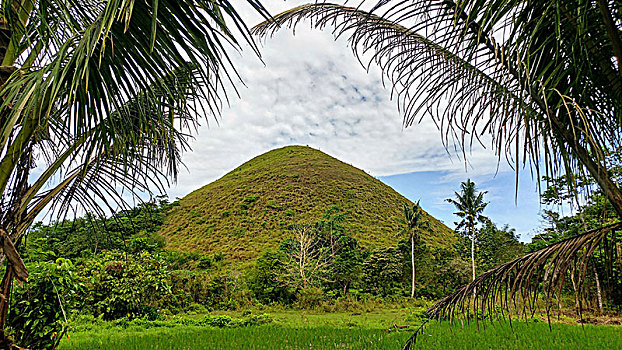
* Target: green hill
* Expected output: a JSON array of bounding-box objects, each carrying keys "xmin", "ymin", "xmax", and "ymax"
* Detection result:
[{"xmin": 159, "ymin": 145, "xmax": 455, "ymax": 267}]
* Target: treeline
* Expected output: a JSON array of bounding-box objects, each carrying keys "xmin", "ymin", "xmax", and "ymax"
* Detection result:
[{"xmin": 248, "ymin": 206, "xmax": 525, "ymax": 305}]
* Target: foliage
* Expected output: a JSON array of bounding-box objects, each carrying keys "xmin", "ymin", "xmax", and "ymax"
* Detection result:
[
  {"xmin": 446, "ymin": 180, "xmax": 488, "ymax": 237},
  {"xmin": 473, "ymin": 221, "xmax": 524, "ymax": 272},
  {"xmin": 77, "ymin": 251, "xmax": 171, "ymax": 320},
  {"xmin": 361, "ymin": 248, "xmax": 404, "ymax": 296},
  {"xmin": 446, "ymin": 179, "xmax": 488, "ymax": 282},
  {"xmin": 7, "ymin": 259, "xmax": 81, "ymax": 349},
  {"xmin": 25, "ymin": 198, "xmax": 173, "ymax": 260},
  {"xmin": 324, "ymin": 233, "xmax": 364, "ymax": 296},
  {"xmin": 453, "ymin": 220, "xmax": 525, "ymax": 274},
  {"xmin": 248, "ymin": 251, "xmax": 294, "ymax": 304},
  {"xmin": 253, "ymin": 5, "xmax": 622, "ymax": 343}
]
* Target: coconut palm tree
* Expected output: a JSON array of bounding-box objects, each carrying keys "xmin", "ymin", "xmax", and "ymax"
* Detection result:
[
  {"xmin": 398, "ymin": 200, "xmax": 429, "ymax": 298},
  {"xmin": 0, "ymin": 0, "xmax": 268, "ymax": 348},
  {"xmin": 446, "ymin": 179, "xmax": 488, "ymax": 283}
]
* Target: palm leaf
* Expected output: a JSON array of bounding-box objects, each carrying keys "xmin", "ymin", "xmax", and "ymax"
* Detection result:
[
  {"xmin": 253, "ymin": 4, "xmax": 542, "ymax": 166},
  {"xmin": 253, "ymin": 1, "xmax": 622, "ymax": 211},
  {"xmin": 404, "ymin": 222, "xmax": 622, "ymax": 349},
  {"xmin": 0, "ymin": 0, "xmax": 270, "ymax": 239}
]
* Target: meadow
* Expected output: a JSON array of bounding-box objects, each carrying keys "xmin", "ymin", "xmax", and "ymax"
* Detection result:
[{"xmin": 57, "ymin": 310, "xmax": 622, "ymax": 349}]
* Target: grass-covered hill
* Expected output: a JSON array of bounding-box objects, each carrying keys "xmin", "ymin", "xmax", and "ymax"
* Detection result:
[{"xmin": 159, "ymin": 145, "xmax": 454, "ymax": 267}]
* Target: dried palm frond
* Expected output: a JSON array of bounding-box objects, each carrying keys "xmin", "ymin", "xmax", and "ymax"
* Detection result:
[{"xmin": 403, "ymin": 222, "xmax": 622, "ymax": 349}]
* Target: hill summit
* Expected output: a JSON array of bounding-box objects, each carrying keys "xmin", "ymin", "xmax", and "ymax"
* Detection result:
[{"xmin": 159, "ymin": 146, "xmax": 454, "ymax": 266}]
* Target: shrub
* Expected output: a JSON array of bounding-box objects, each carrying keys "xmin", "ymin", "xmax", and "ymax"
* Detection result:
[
  {"xmin": 77, "ymin": 251, "xmax": 170, "ymax": 320},
  {"xmin": 7, "ymin": 258, "xmax": 81, "ymax": 350},
  {"xmin": 168, "ymin": 270, "xmax": 229, "ymax": 310},
  {"xmin": 361, "ymin": 248, "xmax": 404, "ymax": 296},
  {"xmin": 198, "ymin": 256, "xmax": 212, "ymax": 270},
  {"xmin": 248, "ymin": 251, "xmax": 294, "ymax": 304}
]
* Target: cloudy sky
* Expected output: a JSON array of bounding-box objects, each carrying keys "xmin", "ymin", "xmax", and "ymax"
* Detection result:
[{"xmin": 166, "ymin": 0, "xmax": 551, "ymax": 241}]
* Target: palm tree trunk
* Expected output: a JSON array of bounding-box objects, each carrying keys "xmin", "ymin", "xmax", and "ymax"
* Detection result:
[
  {"xmin": 546, "ymin": 114, "xmax": 622, "ymax": 219},
  {"xmin": 411, "ymin": 234, "xmax": 415, "ymax": 298},
  {"xmin": 594, "ymin": 267, "xmax": 604, "ymax": 315},
  {"xmin": 470, "ymin": 225, "xmax": 476, "ymax": 282}
]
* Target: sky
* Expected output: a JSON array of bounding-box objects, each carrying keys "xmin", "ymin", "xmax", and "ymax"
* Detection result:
[{"xmin": 164, "ymin": 0, "xmax": 550, "ymax": 242}]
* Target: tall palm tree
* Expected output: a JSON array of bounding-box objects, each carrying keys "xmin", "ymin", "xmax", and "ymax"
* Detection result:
[
  {"xmin": 398, "ymin": 200, "xmax": 429, "ymax": 298},
  {"xmin": 0, "ymin": 0, "xmax": 268, "ymax": 348},
  {"xmin": 252, "ymin": 2, "xmax": 622, "ymax": 344},
  {"xmin": 446, "ymin": 180, "xmax": 488, "ymax": 283}
]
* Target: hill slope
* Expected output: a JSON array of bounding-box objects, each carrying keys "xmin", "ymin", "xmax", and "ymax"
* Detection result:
[{"xmin": 160, "ymin": 146, "xmax": 454, "ymax": 267}]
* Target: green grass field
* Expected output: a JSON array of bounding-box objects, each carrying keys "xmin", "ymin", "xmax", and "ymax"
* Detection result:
[{"xmin": 58, "ymin": 310, "xmax": 622, "ymax": 349}]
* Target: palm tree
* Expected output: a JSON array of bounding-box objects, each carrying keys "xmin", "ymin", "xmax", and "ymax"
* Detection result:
[
  {"xmin": 446, "ymin": 180, "xmax": 488, "ymax": 283},
  {"xmin": 398, "ymin": 201, "xmax": 429, "ymax": 298},
  {"xmin": 0, "ymin": 0, "xmax": 268, "ymax": 348},
  {"xmin": 252, "ymin": 2, "xmax": 622, "ymax": 343}
]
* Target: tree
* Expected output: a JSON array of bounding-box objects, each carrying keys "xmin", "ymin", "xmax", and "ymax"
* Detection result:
[
  {"xmin": 279, "ymin": 225, "xmax": 331, "ymax": 291},
  {"xmin": 0, "ymin": 1, "xmax": 268, "ymax": 348},
  {"xmin": 446, "ymin": 180, "xmax": 488, "ymax": 283},
  {"xmin": 320, "ymin": 205, "xmax": 346, "ymax": 256},
  {"xmin": 248, "ymin": 251, "xmax": 294, "ymax": 304},
  {"xmin": 361, "ymin": 247, "xmax": 403, "ymax": 297},
  {"xmin": 398, "ymin": 201, "xmax": 429, "ymax": 298},
  {"xmin": 475, "ymin": 220, "xmax": 523, "ymax": 273}
]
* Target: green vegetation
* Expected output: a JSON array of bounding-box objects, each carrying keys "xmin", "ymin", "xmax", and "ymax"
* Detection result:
[
  {"xmin": 159, "ymin": 146, "xmax": 455, "ymax": 268},
  {"xmin": 8, "ymin": 147, "xmax": 529, "ymax": 348},
  {"xmin": 0, "ymin": 0, "xmax": 271, "ymax": 346},
  {"xmin": 254, "ymin": 6, "xmax": 622, "ymax": 344}
]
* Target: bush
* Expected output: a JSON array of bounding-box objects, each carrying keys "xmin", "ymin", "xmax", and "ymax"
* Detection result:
[
  {"xmin": 168, "ymin": 270, "xmax": 230, "ymax": 311},
  {"xmin": 8, "ymin": 258, "xmax": 81, "ymax": 350},
  {"xmin": 77, "ymin": 251, "xmax": 170, "ymax": 320},
  {"xmin": 196, "ymin": 313, "xmax": 272, "ymax": 328},
  {"xmin": 361, "ymin": 248, "xmax": 404, "ymax": 296},
  {"xmin": 248, "ymin": 251, "xmax": 294, "ymax": 304},
  {"xmin": 295, "ymin": 287, "xmax": 325, "ymax": 309},
  {"xmin": 198, "ymin": 256, "xmax": 213, "ymax": 269}
]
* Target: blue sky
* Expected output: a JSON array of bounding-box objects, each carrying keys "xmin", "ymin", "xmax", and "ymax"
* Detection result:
[{"xmin": 379, "ymin": 170, "xmax": 544, "ymax": 242}]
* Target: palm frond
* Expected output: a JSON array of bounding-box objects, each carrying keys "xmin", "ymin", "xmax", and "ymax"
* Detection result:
[
  {"xmin": 0, "ymin": 0, "xmax": 271, "ymax": 238},
  {"xmin": 403, "ymin": 222, "xmax": 622, "ymax": 349},
  {"xmin": 253, "ymin": 1, "xmax": 622, "ymax": 214},
  {"xmin": 5, "ymin": 64, "xmax": 200, "ymax": 241},
  {"xmin": 253, "ymin": 3, "xmax": 542, "ymax": 167}
]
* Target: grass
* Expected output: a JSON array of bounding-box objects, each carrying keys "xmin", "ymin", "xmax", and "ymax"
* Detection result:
[
  {"xmin": 58, "ymin": 315, "xmax": 622, "ymax": 350},
  {"xmin": 159, "ymin": 145, "xmax": 455, "ymax": 270}
]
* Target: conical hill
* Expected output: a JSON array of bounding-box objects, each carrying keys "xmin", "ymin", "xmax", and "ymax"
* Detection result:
[{"xmin": 159, "ymin": 146, "xmax": 455, "ymax": 267}]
